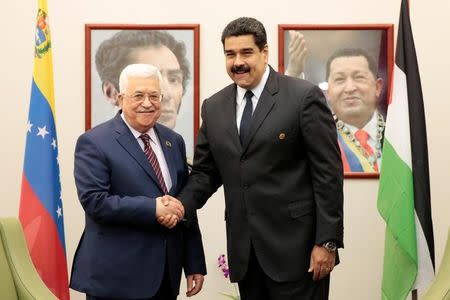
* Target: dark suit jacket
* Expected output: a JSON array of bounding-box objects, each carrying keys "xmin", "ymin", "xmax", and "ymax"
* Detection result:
[
  {"xmin": 179, "ymin": 66, "xmax": 343, "ymax": 282},
  {"xmin": 70, "ymin": 113, "xmax": 206, "ymax": 299}
]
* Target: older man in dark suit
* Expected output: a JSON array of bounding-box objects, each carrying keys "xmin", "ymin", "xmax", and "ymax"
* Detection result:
[
  {"xmin": 166, "ymin": 17, "xmax": 344, "ymax": 300},
  {"xmin": 70, "ymin": 63, "xmax": 206, "ymax": 300}
]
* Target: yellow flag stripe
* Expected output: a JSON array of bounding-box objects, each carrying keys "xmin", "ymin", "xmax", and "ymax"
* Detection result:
[{"xmin": 33, "ymin": 0, "xmax": 56, "ymax": 117}]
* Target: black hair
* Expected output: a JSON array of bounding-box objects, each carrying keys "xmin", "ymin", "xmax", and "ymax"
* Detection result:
[
  {"xmin": 221, "ymin": 17, "xmax": 267, "ymax": 50},
  {"xmin": 326, "ymin": 48, "xmax": 378, "ymax": 80}
]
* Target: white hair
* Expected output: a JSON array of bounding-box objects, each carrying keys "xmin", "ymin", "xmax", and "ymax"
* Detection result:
[{"xmin": 118, "ymin": 63, "xmax": 162, "ymax": 92}]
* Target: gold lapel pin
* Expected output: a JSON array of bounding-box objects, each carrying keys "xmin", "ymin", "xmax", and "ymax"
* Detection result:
[
  {"xmin": 165, "ymin": 140, "xmax": 172, "ymax": 147},
  {"xmin": 279, "ymin": 133, "xmax": 286, "ymax": 140}
]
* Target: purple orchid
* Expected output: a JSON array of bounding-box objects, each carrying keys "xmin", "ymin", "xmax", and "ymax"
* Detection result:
[
  {"xmin": 218, "ymin": 254, "xmax": 230, "ymax": 278},
  {"xmin": 217, "ymin": 254, "xmax": 240, "ymax": 299}
]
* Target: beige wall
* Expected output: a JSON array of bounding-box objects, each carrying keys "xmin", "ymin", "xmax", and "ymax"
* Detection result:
[{"xmin": 2, "ymin": 0, "xmax": 449, "ymax": 299}]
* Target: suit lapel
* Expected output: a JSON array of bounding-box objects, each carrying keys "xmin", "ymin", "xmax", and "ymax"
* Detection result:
[
  {"xmin": 242, "ymin": 67, "xmax": 279, "ymax": 152},
  {"xmin": 113, "ymin": 114, "xmax": 162, "ymax": 190},
  {"xmin": 154, "ymin": 124, "xmax": 178, "ymax": 194}
]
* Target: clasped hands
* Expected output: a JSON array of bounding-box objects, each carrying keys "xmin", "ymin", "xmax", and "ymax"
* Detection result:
[{"xmin": 156, "ymin": 195, "xmax": 185, "ymax": 229}]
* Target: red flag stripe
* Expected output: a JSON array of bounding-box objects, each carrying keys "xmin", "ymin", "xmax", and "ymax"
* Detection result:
[{"xmin": 20, "ymin": 175, "xmax": 69, "ymax": 300}]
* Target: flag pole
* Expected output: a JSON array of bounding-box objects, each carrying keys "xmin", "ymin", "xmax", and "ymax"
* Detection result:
[
  {"xmin": 408, "ymin": 0, "xmax": 416, "ymax": 291},
  {"xmin": 407, "ymin": 0, "xmax": 417, "ymax": 289},
  {"xmin": 406, "ymin": 5, "xmax": 417, "ymax": 300},
  {"xmin": 406, "ymin": 1, "xmax": 429, "ymax": 300}
]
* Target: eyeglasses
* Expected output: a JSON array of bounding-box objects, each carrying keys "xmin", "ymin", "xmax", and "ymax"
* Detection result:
[{"xmin": 123, "ymin": 92, "xmax": 162, "ymax": 103}]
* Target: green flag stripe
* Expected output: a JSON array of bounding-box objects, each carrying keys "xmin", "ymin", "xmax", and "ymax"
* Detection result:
[
  {"xmin": 378, "ymin": 139, "xmax": 417, "ymax": 300},
  {"xmin": 381, "ymin": 230, "xmax": 417, "ymax": 300}
]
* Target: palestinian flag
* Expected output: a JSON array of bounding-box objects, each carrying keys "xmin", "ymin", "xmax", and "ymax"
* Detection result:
[{"xmin": 377, "ymin": 0, "xmax": 435, "ymax": 299}]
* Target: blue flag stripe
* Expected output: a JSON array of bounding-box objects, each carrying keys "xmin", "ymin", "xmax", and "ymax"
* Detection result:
[
  {"xmin": 337, "ymin": 134, "xmax": 364, "ymax": 172},
  {"xmin": 23, "ymin": 79, "xmax": 66, "ymax": 251}
]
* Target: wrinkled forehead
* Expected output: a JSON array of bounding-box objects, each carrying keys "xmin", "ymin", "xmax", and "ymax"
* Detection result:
[
  {"xmin": 224, "ymin": 34, "xmax": 259, "ymax": 51},
  {"xmin": 329, "ymin": 56, "xmax": 372, "ymax": 75},
  {"xmin": 124, "ymin": 75, "xmax": 161, "ymax": 93}
]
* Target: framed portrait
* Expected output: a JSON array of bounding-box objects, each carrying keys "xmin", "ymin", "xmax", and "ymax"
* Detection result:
[
  {"xmin": 85, "ymin": 24, "xmax": 200, "ymax": 160},
  {"xmin": 279, "ymin": 24, "xmax": 394, "ymax": 178}
]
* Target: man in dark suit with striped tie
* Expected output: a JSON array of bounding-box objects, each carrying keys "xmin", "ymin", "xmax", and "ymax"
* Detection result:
[{"xmin": 70, "ymin": 64, "xmax": 206, "ymax": 300}]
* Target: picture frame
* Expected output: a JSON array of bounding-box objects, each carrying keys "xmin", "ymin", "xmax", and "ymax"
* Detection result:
[
  {"xmin": 85, "ymin": 24, "xmax": 200, "ymax": 160},
  {"xmin": 278, "ymin": 24, "xmax": 394, "ymax": 178}
]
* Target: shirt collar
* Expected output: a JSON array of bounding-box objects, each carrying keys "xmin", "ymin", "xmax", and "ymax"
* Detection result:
[
  {"xmin": 346, "ymin": 111, "xmax": 378, "ymax": 140},
  {"xmin": 236, "ymin": 65, "xmax": 270, "ymax": 105},
  {"xmin": 120, "ymin": 113, "xmax": 157, "ymax": 141}
]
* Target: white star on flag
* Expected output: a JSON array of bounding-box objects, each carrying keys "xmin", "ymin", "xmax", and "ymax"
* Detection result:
[
  {"xmin": 56, "ymin": 206, "xmax": 62, "ymax": 218},
  {"xmin": 37, "ymin": 126, "xmax": 49, "ymax": 139},
  {"xmin": 27, "ymin": 120, "xmax": 33, "ymax": 133},
  {"xmin": 51, "ymin": 138, "xmax": 57, "ymax": 150}
]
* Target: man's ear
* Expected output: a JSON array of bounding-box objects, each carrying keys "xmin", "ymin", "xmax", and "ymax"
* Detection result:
[
  {"xmin": 116, "ymin": 93, "xmax": 124, "ymax": 108},
  {"xmin": 263, "ymin": 44, "xmax": 269, "ymax": 63},
  {"xmin": 102, "ymin": 81, "xmax": 119, "ymax": 106},
  {"xmin": 375, "ymin": 78, "xmax": 384, "ymax": 99}
]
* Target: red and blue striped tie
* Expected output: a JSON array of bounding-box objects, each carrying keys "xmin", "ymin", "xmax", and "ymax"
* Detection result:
[{"xmin": 140, "ymin": 134, "xmax": 168, "ymax": 194}]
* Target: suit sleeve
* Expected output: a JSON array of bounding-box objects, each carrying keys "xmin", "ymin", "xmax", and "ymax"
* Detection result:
[
  {"xmin": 179, "ymin": 99, "xmax": 223, "ymax": 218},
  {"xmin": 299, "ymin": 85, "xmax": 344, "ymax": 247},
  {"xmin": 173, "ymin": 134, "xmax": 207, "ymax": 275},
  {"xmin": 74, "ymin": 133, "xmax": 157, "ymax": 227},
  {"xmin": 182, "ymin": 215, "xmax": 207, "ymax": 275}
]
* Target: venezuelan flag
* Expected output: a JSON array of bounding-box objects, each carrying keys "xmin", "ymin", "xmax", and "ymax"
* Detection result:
[{"xmin": 19, "ymin": 0, "xmax": 70, "ymax": 299}]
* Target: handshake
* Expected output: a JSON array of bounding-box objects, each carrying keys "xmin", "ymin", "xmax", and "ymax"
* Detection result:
[{"xmin": 156, "ymin": 195, "xmax": 185, "ymax": 229}]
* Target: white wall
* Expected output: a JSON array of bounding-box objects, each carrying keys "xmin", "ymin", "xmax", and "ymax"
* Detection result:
[{"xmin": 2, "ymin": 1, "xmax": 450, "ymax": 299}]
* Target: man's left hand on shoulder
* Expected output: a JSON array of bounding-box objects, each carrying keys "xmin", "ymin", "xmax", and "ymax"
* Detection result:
[{"xmin": 308, "ymin": 241, "xmax": 337, "ymax": 281}]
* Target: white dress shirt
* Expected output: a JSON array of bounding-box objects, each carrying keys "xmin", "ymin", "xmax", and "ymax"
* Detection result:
[
  {"xmin": 236, "ymin": 65, "xmax": 270, "ymax": 133},
  {"xmin": 121, "ymin": 114, "xmax": 172, "ymax": 191}
]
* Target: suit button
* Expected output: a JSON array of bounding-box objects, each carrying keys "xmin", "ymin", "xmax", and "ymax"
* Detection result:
[
  {"xmin": 241, "ymin": 155, "xmax": 246, "ymax": 162},
  {"xmin": 243, "ymin": 184, "xmax": 249, "ymax": 189}
]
